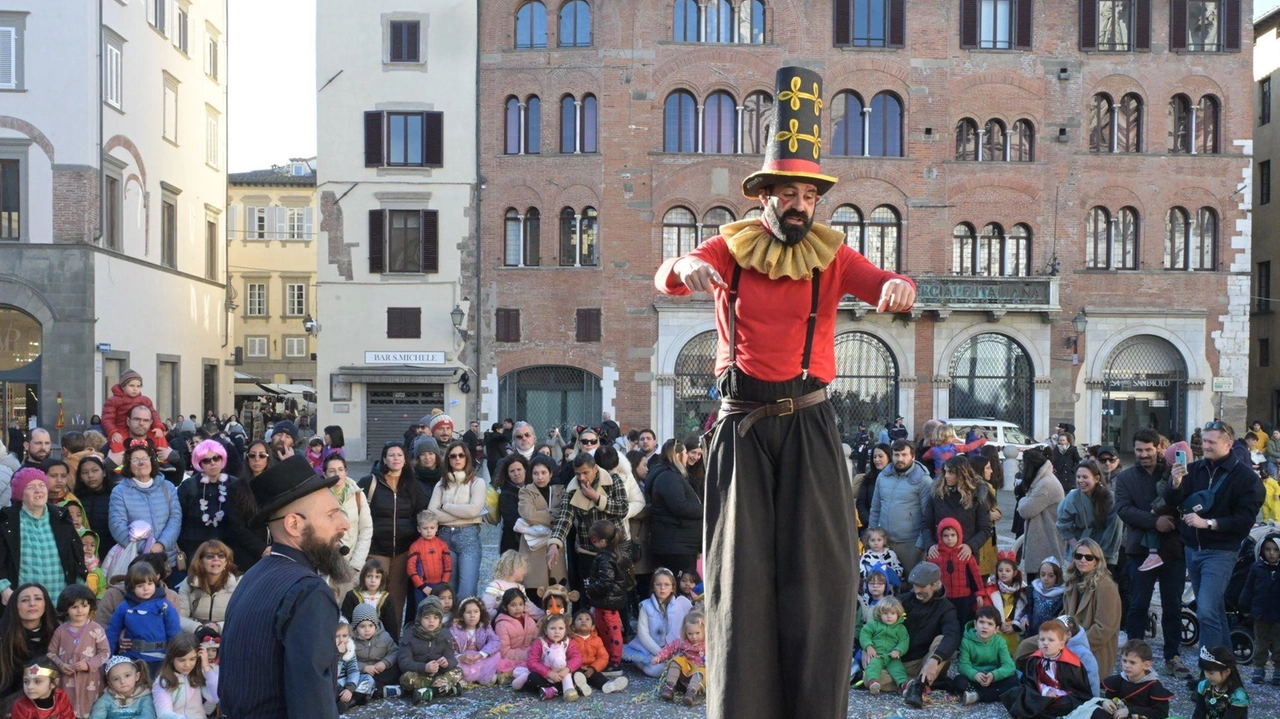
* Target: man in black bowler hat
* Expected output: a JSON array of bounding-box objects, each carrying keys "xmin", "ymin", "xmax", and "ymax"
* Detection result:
[{"xmin": 220, "ymin": 455, "xmax": 353, "ymax": 719}]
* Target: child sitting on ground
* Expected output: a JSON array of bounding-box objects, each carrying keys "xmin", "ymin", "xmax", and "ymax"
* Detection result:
[
  {"xmin": 1241, "ymin": 531, "xmax": 1280, "ymax": 686},
  {"xmin": 929, "ymin": 517, "xmax": 985, "ymax": 626},
  {"xmin": 1055, "ymin": 614, "xmax": 1102, "ymax": 697},
  {"xmin": 90, "ymin": 657, "xmax": 155, "ymax": 719},
  {"xmin": 1193, "ymin": 645, "xmax": 1249, "ymax": 719},
  {"xmin": 398, "ymin": 596, "xmax": 463, "ymax": 706},
  {"xmin": 334, "ymin": 619, "xmax": 373, "ymax": 714},
  {"xmin": 651, "ymin": 611, "xmax": 707, "ymax": 708},
  {"xmin": 151, "ymin": 632, "xmax": 217, "ymax": 719},
  {"xmin": 1092, "ymin": 639, "xmax": 1174, "ymax": 719},
  {"xmin": 569, "ymin": 610, "xmax": 628, "ymax": 696},
  {"xmin": 105, "ymin": 563, "xmax": 181, "ymax": 673},
  {"xmin": 857, "ymin": 569, "xmax": 892, "ymax": 627},
  {"xmin": 677, "ymin": 569, "xmax": 703, "ymax": 608},
  {"xmin": 493, "ymin": 587, "xmax": 539, "ymax": 687},
  {"xmin": 406, "ymin": 512, "xmax": 452, "ymax": 611},
  {"xmin": 519, "ymin": 613, "xmax": 583, "ymax": 702},
  {"xmin": 1019, "ymin": 558, "xmax": 1065, "ymax": 638},
  {"xmin": 859, "ymin": 527, "xmax": 904, "ymax": 590},
  {"xmin": 1002, "ymin": 620, "xmax": 1091, "ymax": 719},
  {"xmin": 350, "ymin": 604, "xmax": 400, "ymax": 698},
  {"xmin": 10, "ymin": 657, "xmax": 75, "ymax": 719},
  {"xmin": 858, "ymin": 596, "xmax": 909, "ymax": 696},
  {"xmin": 48, "ymin": 584, "xmax": 109, "ymax": 718},
  {"xmin": 447, "ymin": 598, "xmax": 501, "ymax": 687},
  {"xmin": 954, "ymin": 605, "xmax": 1018, "ymax": 706},
  {"xmin": 340, "ymin": 559, "xmax": 402, "ymax": 643},
  {"xmin": 101, "ymin": 370, "xmax": 168, "ymax": 455},
  {"xmin": 482, "ymin": 551, "xmax": 542, "ymax": 620},
  {"xmin": 980, "ymin": 552, "xmax": 1026, "ymax": 656}
]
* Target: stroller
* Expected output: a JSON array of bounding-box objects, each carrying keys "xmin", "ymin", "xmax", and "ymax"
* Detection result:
[{"xmin": 1174, "ymin": 523, "xmax": 1272, "ymax": 664}]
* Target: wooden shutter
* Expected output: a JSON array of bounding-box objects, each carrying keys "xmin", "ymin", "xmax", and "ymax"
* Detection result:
[
  {"xmin": 1134, "ymin": 0, "xmax": 1151, "ymax": 50},
  {"xmin": 1224, "ymin": 0, "xmax": 1241, "ymax": 51},
  {"xmin": 368, "ymin": 210, "xmax": 385, "ymax": 274},
  {"xmin": 420, "ymin": 210, "xmax": 439, "ymax": 273},
  {"xmin": 227, "ymin": 206, "xmax": 238, "ymax": 241},
  {"xmin": 888, "ymin": 0, "xmax": 906, "ymax": 47},
  {"xmin": 960, "ymin": 0, "xmax": 978, "ymax": 48},
  {"xmin": 387, "ymin": 308, "xmax": 421, "ymax": 339},
  {"xmin": 1079, "ymin": 0, "xmax": 1097, "ymax": 49},
  {"xmin": 407, "ymin": 21, "xmax": 420, "ymax": 61},
  {"xmin": 364, "ymin": 111, "xmax": 384, "ymax": 167},
  {"xmin": 576, "ymin": 309, "xmax": 602, "ymax": 342},
  {"xmin": 0, "ymin": 28, "xmax": 13, "ymax": 90},
  {"xmin": 424, "ymin": 111, "xmax": 444, "ymax": 166},
  {"xmin": 390, "ymin": 22, "xmax": 404, "ymax": 60},
  {"xmin": 273, "ymin": 205, "xmax": 287, "ymax": 240},
  {"xmin": 833, "ymin": 0, "xmax": 851, "ymax": 46},
  {"xmin": 1169, "ymin": 0, "xmax": 1187, "ymax": 51},
  {"xmin": 496, "ymin": 309, "xmax": 520, "ymax": 343},
  {"xmin": 303, "ymin": 206, "xmax": 314, "ymax": 239},
  {"xmin": 244, "ymin": 206, "xmax": 256, "ymax": 238},
  {"xmin": 1014, "ymin": 0, "xmax": 1033, "ymax": 49}
]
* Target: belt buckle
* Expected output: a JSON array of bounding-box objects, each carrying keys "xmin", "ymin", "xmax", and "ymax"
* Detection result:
[{"xmin": 775, "ymin": 397, "xmax": 794, "ymax": 416}]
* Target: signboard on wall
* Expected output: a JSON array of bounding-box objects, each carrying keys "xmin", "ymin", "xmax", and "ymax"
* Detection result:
[
  {"xmin": 1211, "ymin": 377, "xmax": 1234, "ymax": 393},
  {"xmin": 363, "ymin": 351, "xmax": 445, "ymax": 365}
]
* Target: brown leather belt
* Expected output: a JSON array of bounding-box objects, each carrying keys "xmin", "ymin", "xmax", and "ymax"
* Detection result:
[{"xmin": 720, "ymin": 388, "xmax": 828, "ymax": 437}]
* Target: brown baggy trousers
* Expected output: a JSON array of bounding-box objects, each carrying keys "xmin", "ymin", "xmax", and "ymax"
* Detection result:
[{"xmin": 704, "ymin": 373, "xmax": 857, "ymax": 719}]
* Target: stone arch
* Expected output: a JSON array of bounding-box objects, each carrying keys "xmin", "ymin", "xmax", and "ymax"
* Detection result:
[
  {"xmin": 1080, "ymin": 185, "xmax": 1147, "ymax": 217},
  {"xmin": 1087, "ymin": 327, "xmax": 1204, "ymax": 381},
  {"xmin": 1090, "ymin": 73, "xmax": 1150, "ymax": 103},
  {"xmin": 935, "ymin": 323, "xmax": 1047, "ymax": 379},
  {"xmin": 103, "ymin": 135, "xmax": 147, "ymax": 187},
  {"xmin": 0, "ymin": 275, "xmax": 59, "ymax": 325},
  {"xmin": 660, "ymin": 319, "xmax": 719, "ymax": 375},
  {"xmin": 0, "ymin": 117, "xmax": 55, "ymax": 161},
  {"xmin": 834, "ymin": 321, "xmax": 914, "ymax": 378},
  {"xmin": 554, "ymin": 183, "xmax": 600, "ymax": 211},
  {"xmin": 500, "ymin": 184, "xmax": 547, "ymax": 211},
  {"xmin": 948, "ymin": 178, "xmax": 1042, "ymax": 204}
]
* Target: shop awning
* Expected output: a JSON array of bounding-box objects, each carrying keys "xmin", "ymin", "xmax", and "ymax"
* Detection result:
[{"xmin": 333, "ymin": 365, "xmax": 460, "ymax": 385}]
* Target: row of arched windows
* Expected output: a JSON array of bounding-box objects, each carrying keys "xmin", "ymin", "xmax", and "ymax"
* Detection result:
[
  {"xmin": 663, "ymin": 90, "xmax": 774, "ymax": 154},
  {"xmin": 504, "ymin": 94, "xmax": 598, "ymax": 155},
  {"xmin": 952, "ymin": 223, "xmax": 1033, "ymax": 276},
  {"xmin": 674, "ymin": 0, "xmax": 767, "ymax": 44},
  {"xmin": 515, "ymin": 1, "xmax": 591, "ymax": 49},
  {"xmin": 955, "ymin": 119, "xmax": 1035, "ymax": 162},
  {"xmin": 830, "ymin": 91, "xmax": 904, "ymax": 158},
  {"xmin": 1085, "ymin": 205, "xmax": 1220, "ymax": 271},
  {"xmin": 1088, "ymin": 92, "xmax": 1220, "ymax": 154},
  {"xmin": 503, "ymin": 206, "xmax": 598, "ymax": 267}
]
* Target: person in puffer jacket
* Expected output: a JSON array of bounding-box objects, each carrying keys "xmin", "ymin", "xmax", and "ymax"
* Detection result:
[
  {"xmin": 1241, "ymin": 531, "xmax": 1280, "ymax": 684},
  {"xmin": 108, "ymin": 443, "xmax": 182, "ymax": 570},
  {"xmin": 334, "ymin": 618, "xmax": 373, "ymax": 713},
  {"xmin": 927, "ymin": 517, "xmax": 984, "ymax": 627},
  {"xmin": 868, "ymin": 442, "xmax": 933, "ymax": 577},
  {"xmin": 350, "ymin": 603, "xmax": 400, "ymax": 694},
  {"xmin": 398, "ymin": 596, "xmax": 462, "ymax": 704}
]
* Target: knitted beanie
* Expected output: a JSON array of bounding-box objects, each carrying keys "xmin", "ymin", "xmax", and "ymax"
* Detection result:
[
  {"xmin": 11, "ymin": 467, "xmax": 47, "ymax": 500},
  {"xmin": 416, "ymin": 595, "xmax": 444, "ymax": 621},
  {"xmin": 118, "ymin": 369, "xmax": 143, "ymax": 388},
  {"xmin": 351, "ymin": 603, "xmax": 380, "ymax": 631},
  {"xmin": 427, "ymin": 414, "xmax": 454, "ymax": 432},
  {"xmin": 411, "ymin": 435, "xmax": 441, "ymax": 459}
]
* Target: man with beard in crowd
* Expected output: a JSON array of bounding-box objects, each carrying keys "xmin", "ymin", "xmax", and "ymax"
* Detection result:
[
  {"xmin": 656, "ymin": 66, "xmax": 915, "ymax": 719},
  {"xmin": 221, "ymin": 454, "xmax": 353, "ymax": 719},
  {"xmin": 20, "ymin": 428, "xmax": 52, "ymax": 469},
  {"xmin": 105, "ymin": 406, "xmax": 186, "ymax": 484}
]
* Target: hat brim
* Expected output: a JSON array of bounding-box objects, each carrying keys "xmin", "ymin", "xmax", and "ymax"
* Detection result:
[
  {"xmin": 742, "ymin": 170, "xmax": 838, "ymax": 198},
  {"xmin": 249, "ymin": 473, "xmax": 340, "ymax": 528}
]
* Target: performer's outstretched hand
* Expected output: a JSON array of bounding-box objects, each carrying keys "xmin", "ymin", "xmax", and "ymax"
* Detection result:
[
  {"xmin": 876, "ymin": 278, "xmax": 916, "ymax": 313},
  {"xmin": 675, "ymin": 257, "xmax": 728, "ymax": 293}
]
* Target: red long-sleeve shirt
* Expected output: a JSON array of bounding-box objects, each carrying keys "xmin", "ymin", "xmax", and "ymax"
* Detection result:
[{"xmin": 655, "ymin": 236, "xmax": 913, "ymax": 383}]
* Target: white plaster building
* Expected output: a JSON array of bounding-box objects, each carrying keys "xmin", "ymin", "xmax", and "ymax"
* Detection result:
[
  {"xmin": 315, "ymin": 0, "xmax": 477, "ymax": 459},
  {"xmin": 0, "ymin": 0, "xmax": 230, "ymax": 436}
]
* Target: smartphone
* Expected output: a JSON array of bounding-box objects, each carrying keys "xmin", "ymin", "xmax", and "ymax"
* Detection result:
[{"xmin": 1175, "ymin": 449, "xmax": 1188, "ymax": 468}]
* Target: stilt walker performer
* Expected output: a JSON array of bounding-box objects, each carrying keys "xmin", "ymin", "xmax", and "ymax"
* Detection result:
[{"xmin": 655, "ymin": 66, "xmax": 917, "ymax": 718}]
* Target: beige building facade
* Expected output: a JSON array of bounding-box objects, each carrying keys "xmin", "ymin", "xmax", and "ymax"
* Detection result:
[{"xmin": 1252, "ymin": 7, "xmax": 1280, "ymax": 426}]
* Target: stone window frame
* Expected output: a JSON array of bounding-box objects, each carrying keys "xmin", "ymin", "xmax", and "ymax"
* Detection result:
[
  {"xmin": 283, "ymin": 335, "xmax": 308, "ymax": 358},
  {"xmin": 155, "ymin": 355, "xmax": 181, "ymax": 422},
  {"xmin": 382, "ymin": 12, "xmax": 429, "ymax": 71},
  {"xmin": 244, "ymin": 278, "xmax": 269, "ymax": 319},
  {"xmin": 162, "ymin": 72, "xmax": 180, "ymax": 145},
  {"xmin": 205, "ymin": 104, "xmax": 219, "ymax": 169},
  {"xmin": 160, "ymin": 182, "xmax": 181, "ymax": 269},
  {"xmin": 0, "ymin": 139, "xmax": 30, "ymax": 242},
  {"xmin": 103, "ymin": 28, "xmax": 125, "ymax": 112},
  {"xmin": 282, "ymin": 278, "xmax": 308, "ymax": 318},
  {"xmin": 0, "ymin": 12, "xmax": 29, "ymax": 93},
  {"xmin": 102, "ymin": 153, "xmax": 127, "ymax": 251},
  {"xmin": 245, "ymin": 335, "xmax": 269, "ymax": 358}
]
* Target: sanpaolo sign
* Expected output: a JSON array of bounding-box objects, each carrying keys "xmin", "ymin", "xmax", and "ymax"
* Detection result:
[{"xmin": 364, "ymin": 351, "xmax": 445, "ymax": 365}]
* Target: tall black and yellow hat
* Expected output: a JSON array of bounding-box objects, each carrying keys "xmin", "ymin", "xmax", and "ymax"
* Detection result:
[{"xmin": 742, "ymin": 66, "xmax": 839, "ymax": 198}]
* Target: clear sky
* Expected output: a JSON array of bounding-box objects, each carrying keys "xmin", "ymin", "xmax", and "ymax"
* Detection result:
[
  {"xmin": 1264, "ymin": 0, "xmax": 1280, "ymax": 19},
  {"xmin": 227, "ymin": 0, "xmax": 316, "ymax": 172}
]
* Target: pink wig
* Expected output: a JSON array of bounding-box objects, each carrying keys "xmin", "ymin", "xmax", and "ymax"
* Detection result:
[{"xmin": 192, "ymin": 439, "xmax": 227, "ymax": 467}]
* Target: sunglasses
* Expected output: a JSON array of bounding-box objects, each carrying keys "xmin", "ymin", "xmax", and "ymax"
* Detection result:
[
  {"xmin": 580, "ymin": 439, "xmax": 599, "ymax": 446},
  {"xmin": 447, "ymin": 453, "xmax": 468, "ymax": 459},
  {"xmin": 199, "ymin": 457, "xmax": 222, "ymax": 465},
  {"xmin": 1204, "ymin": 421, "xmax": 1227, "ymax": 431},
  {"xmin": 246, "ymin": 452, "xmax": 269, "ymax": 460},
  {"xmin": 1100, "ymin": 456, "xmax": 1119, "ymax": 463},
  {"xmin": 1073, "ymin": 552, "xmax": 1097, "ymax": 562}
]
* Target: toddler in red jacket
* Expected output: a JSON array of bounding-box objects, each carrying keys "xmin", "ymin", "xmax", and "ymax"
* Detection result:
[
  {"xmin": 928, "ymin": 517, "xmax": 984, "ymax": 627},
  {"xmin": 407, "ymin": 511, "xmax": 452, "ymax": 609},
  {"xmin": 101, "ymin": 369, "xmax": 169, "ymax": 454}
]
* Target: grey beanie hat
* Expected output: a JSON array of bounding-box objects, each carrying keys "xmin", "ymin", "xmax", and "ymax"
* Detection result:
[
  {"xmin": 412, "ymin": 435, "xmax": 442, "ymax": 459},
  {"xmin": 351, "ymin": 603, "xmax": 381, "ymax": 631}
]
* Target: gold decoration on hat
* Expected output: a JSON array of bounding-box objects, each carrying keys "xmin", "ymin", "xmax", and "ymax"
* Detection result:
[
  {"xmin": 775, "ymin": 119, "xmax": 822, "ymax": 159},
  {"xmin": 778, "ymin": 76, "xmax": 823, "ymax": 115}
]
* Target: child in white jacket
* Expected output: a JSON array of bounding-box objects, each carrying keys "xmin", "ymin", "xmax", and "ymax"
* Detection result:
[{"xmin": 152, "ymin": 632, "xmax": 218, "ymax": 719}]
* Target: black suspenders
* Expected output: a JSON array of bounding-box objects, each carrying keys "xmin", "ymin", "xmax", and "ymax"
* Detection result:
[{"xmin": 725, "ymin": 264, "xmax": 821, "ymax": 380}]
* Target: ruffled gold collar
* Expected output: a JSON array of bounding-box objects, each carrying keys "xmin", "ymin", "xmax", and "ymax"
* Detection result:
[{"xmin": 721, "ymin": 219, "xmax": 843, "ymax": 281}]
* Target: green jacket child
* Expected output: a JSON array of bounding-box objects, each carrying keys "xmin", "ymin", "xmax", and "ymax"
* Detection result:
[
  {"xmin": 957, "ymin": 620, "xmax": 1016, "ymax": 682},
  {"xmin": 858, "ymin": 598, "xmax": 909, "ymax": 688}
]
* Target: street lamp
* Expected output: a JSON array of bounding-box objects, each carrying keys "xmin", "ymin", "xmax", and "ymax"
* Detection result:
[
  {"xmin": 451, "ymin": 305, "xmax": 468, "ymax": 341},
  {"xmin": 1066, "ymin": 309, "xmax": 1087, "ymax": 355}
]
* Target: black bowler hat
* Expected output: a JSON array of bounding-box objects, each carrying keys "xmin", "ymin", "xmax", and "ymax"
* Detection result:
[
  {"xmin": 249, "ymin": 455, "xmax": 339, "ymax": 528},
  {"xmin": 742, "ymin": 66, "xmax": 839, "ymax": 198}
]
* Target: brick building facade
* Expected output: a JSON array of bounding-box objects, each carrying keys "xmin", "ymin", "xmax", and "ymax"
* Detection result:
[{"xmin": 476, "ymin": 0, "xmax": 1252, "ymax": 446}]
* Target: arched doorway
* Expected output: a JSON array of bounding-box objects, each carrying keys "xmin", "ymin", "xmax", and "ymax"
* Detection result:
[
  {"xmin": 0, "ymin": 306, "xmax": 41, "ymax": 431},
  {"xmin": 829, "ymin": 331, "xmax": 899, "ymax": 443},
  {"xmin": 498, "ymin": 366, "xmax": 601, "ymax": 439},
  {"xmin": 673, "ymin": 331, "xmax": 718, "ymax": 440},
  {"xmin": 1102, "ymin": 335, "xmax": 1188, "ymax": 447},
  {"xmin": 949, "ymin": 333, "xmax": 1034, "ymax": 433}
]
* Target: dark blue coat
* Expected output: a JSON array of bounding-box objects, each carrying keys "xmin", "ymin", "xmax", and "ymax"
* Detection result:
[
  {"xmin": 1241, "ymin": 533, "xmax": 1280, "ymax": 621},
  {"xmin": 1164, "ymin": 453, "xmax": 1264, "ymax": 552},
  {"xmin": 221, "ymin": 543, "xmax": 338, "ymax": 719}
]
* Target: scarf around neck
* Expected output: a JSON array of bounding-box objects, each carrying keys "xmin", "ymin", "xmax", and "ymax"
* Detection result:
[{"xmin": 721, "ymin": 218, "xmax": 844, "ymax": 281}]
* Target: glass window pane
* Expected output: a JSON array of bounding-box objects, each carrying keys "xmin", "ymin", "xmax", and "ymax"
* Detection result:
[
  {"xmin": 1188, "ymin": 1, "xmax": 1221, "ymax": 51},
  {"xmin": 1098, "ymin": 0, "xmax": 1132, "ymax": 51},
  {"xmin": 582, "ymin": 96, "xmax": 597, "ymax": 152},
  {"xmin": 406, "ymin": 114, "xmax": 422, "ymax": 164},
  {"xmin": 561, "ymin": 96, "xmax": 576, "ymax": 152},
  {"xmin": 527, "ymin": 97, "xmax": 541, "ymax": 153},
  {"xmin": 580, "ymin": 208, "xmax": 597, "ymax": 265},
  {"xmin": 505, "ymin": 99, "xmax": 520, "ymax": 154},
  {"xmin": 832, "ymin": 93, "xmax": 864, "ymax": 157}
]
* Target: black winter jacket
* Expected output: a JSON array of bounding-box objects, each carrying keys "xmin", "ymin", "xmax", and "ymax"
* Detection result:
[
  {"xmin": 175, "ymin": 474, "xmax": 262, "ymax": 568},
  {"xmin": 1051, "ymin": 445, "xmax": 1083, "ymax": 493},
  {"xmin": 1164, "ymin": 453, "xmax": 1264, "ymax": 552},
  {"xmin": 584, "ymin": 548, "xmax": 631, "ymax": 611},
  {"xmin": 900, "ymin": 584, "xmax": 961, "ymax": 664},
  {"xmin": 1240, "ymin": 533, "xmax": 1280, "ymax": 621},
  {"xmin": 1114, "ymin": 461, "xmax": 1184, "ymax": 559},
  {"xmin": 75, "ymin": 477, "xmax": 116, "ymax": 559},
  {"xmin": 0, "ymin": 503, "xmax": 86, "ymax": 593},
  {"xmin": 359, "ymin": 471, "xmax": 429, "ymax": 557},
  {"xmin": 498, "ymin": 481, "xmax": 523, "ymax": 554},
  {"xmin": 644, "ymin": 459, "xmax": 703, "ymax": 555}
]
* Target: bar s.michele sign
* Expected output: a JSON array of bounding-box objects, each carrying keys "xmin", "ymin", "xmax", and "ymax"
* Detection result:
[{"xmin": 364, "ymin": 351, "xmax": 445, "ymax": 365}]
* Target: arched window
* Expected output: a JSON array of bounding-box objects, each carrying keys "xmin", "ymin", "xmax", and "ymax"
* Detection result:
[
  {"xmin": 1010, "ymin": 119, "xmax": 1034, "ymax": 161},
  {"xmin": 953, "ymin": 223, "xmax": 977, "ymax": 274},
  {"xmin": 560, "ymin": 96, "xmax": 577, "ymax": 153},
  {"xmin": 702, "ymin": 206, "xmax": 735, "ymax": 243},
  {"xmin": 864, "ymin": 206, "xmax": 901, "ymax": 271},
  {"xmin": 831, "ymin": 205, "xmax": 863, "ymax": 249},
  {"xmin": 1089, "ymin": 93, "xmax": 1114, "ymax": 153},
  {"xmin": 523, "ymin": 208, "xmax": 540, "ymax": 265},
  {"xmin": 1085, "ymin": 207, "xmax": 1110, "ymax": 269},
  {"xmin": 579, "ymin": 207, "xmax": 598, "ymax": 266},
  {"xmin": 983, "ymin": 119, "xmax": 1007, "ymax": 161},
  {"xmin": 1165, "ymin": 206, "xmax": 1217, "ymax": 270},
  {"xmin": 703, "ymin": 91, "xmax": 736, "ymax": 154},
  {"xmin": 706, "ymin": 0, "xmax": 734, "ymax": 42},
  {"xmin": 1193, "ymin": 207, "xmax": 1216, "ymax": 270},
  {"xmin": 504, "ymin": 97, "xmax": 521, "ymax": 154},
  {"xmin": 1168, "ymin": 94, "xmax": 1191, "ymax": 153},
  {"xmin": 664, "ymin": 91, "xmax": 696, "ymax": 153},
  {"xmin": 1165, "ymin": 206, "xmax": 1190, "ymax": 270},
  {"xmin": 741, "ymin": 92, "xmax": 773, "ymax": 154},
  {"xmin": 515, "ymin": 1, "xmax": 548, "ymax": 49},
  {"xmin": 558, "ymin": 0, "xmax": 591, "ymax": 47},
  {"xmin": 1118, "ymin": 94, "xmax": 1142, "ymax": 152},
  {"xmin": 1197, "ymin": 95, "xmax": 1219, "ymax": 154},
  {"xmin": 743, "ymin": 0, "xmax": 767, "ymax": 44},
  {"xmin": 673, "ymin": 0, "xmax": 698, "ymax": 41},
  {"xmin": 662, "ymin": 207, "xmax": 697, "ymax": 258},
  {"xmin": 499, "ymin": 366, "xmax": 602, "ymax": 441},
  {"xmin": 868, "ymin": 92, "xmax": 902, "ymax": 157},
  {"xmin": 1090, "ymin": 206, "xmax": 1139, "ymax": 269},
  {"xmin": 581, "ymin": 95, "xmax": 597, "ymax": 153},
  {"xmin": 955, "ymin": 118, "xmax": 979, "ymax": 161},
  {"xmin": 673, "ymin": 331, "xmax": 720, "ymax": 437},
  {"xmin": 503, "ymin": 208, "xmax": 540, "ymax": 266},
  {"xmin": 560, "ymin": 206, "xmax": 597, "ymax": 266},
  {"xmin": 525, "ymin": 95, "xmax": 541, "ymax": 154},
  {"xmin": 949, "ymin": 333, "xmax": 1034, "ymax": 432},
  {"xmin": 830, "ymin": 331, "xmax": 901, "ymax": 440},
  {"xmin": 1116, "ymin": 207, "xmax": 1139, "ymax": 269},
  {"xmin": 1007, "ymin": 224, "xmax": 1031, "ymax": 276},
  {"xmin": 743, "ymin": 207, "xmax": 763, "ymax": 220},
  {"xmin": 976, "ymin": 223, "xmax": 1004, "ymax": 275},
  {"xmin": 831, "ymin": 91, "xmax": 865, "ymax": 157}
]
